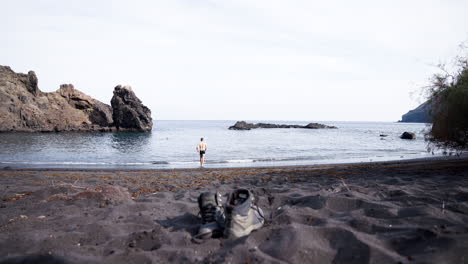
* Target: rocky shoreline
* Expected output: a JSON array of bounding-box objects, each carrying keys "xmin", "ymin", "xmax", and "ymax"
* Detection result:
[
  {"xmin": 0, "ymin": 66, "xmax": 152, "ymax": 132},
  {"xmin": 228, "ymin": 121, "xmax": 337, "ymax": 130}
]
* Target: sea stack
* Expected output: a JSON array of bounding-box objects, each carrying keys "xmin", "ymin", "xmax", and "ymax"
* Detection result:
[{"xmin": 111, "ymin": 85, "xmax": 152, "ymax": 132}]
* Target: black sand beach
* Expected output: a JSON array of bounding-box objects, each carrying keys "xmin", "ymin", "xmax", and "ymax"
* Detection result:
[{"xmin": 1, "ymin": 157, "xmax": 468, "ymax": 263}]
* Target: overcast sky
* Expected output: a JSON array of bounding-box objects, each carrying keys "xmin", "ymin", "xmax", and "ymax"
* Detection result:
[{"xmin": 3, "ymin": 0, "xmax": 468, "ymax": 121}]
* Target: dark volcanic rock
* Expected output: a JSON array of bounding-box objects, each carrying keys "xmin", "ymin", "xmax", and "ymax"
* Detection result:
[
  {"xmin": 229, "ymin": 121, "xmax": 337, "ymax": 130},
  {"xmin": 400, "ymin": 132, "xmax": 416, "ymax": 140},
  {"xmin": 0, "ymin": 65, "xmax": 152, "ymax": 132},
  {"xmin": 25, "ymin": 71, "xmax": 39, "ymax": 95},
  {"xmin": 0, "ymin": 66, "xmax": 111, "ymax": 132},
  {"xmin": 304, "ymin": 123, "xmax": 337, "ymax": 129},
  {"xmin": 228, "ymin": 121, "xmax": 255, "ymax": 130},
  {"xmin": 111, "ymin": 85, "xmax": 152, "ymax": 132},
  {"xmin": 400, "ymin": 101, "xmax": 432, "ymax": 123},
  {"xmin": 58, "ymin": 84, "xmax": 113, "ymax": 127}
]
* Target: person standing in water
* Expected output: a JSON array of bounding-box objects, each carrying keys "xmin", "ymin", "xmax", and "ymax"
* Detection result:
[{"xmin": 196, "ymin": 138, "xmax": 207, "ymax": 167}]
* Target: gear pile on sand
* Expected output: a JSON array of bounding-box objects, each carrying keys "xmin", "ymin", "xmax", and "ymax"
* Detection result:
[{"xmin": 196, "ymin": 189, "xmax": 265, "ymax": 240}]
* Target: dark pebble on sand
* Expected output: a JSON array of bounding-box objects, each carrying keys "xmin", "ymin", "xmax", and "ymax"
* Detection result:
[
  {"xmin": 174, "ymin": 193, "xmax": 184, "ymax": 200},
  {"xmin": 268, "ymin": 196, "xmax": 275, "ymax": 206}
]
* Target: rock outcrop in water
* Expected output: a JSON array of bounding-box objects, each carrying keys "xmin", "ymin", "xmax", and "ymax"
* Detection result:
[
  {"xmin": 400, "ymin": 131, "xmax": 416, "ymax": 140},
  {"xmin": 229, "ymin": 121, "xmax": 337, "ymax": 130},
  {"xmin": 111, "ymin": 85, "xmax": 152, "ymax": 132},
  {"xmin": 400, "ymin": 101, "xmax": 432, "ymax": 123},
  {"xmin": 0, "ymin": 65, "xmax": 152, "ymax": 132}
]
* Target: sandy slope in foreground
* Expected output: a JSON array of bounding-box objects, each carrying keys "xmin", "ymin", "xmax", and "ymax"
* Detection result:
[{"xmin": 0, "ymin": 157, "xmax": 468, "ymax": 264}]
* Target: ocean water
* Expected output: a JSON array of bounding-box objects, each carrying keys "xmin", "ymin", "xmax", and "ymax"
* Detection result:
[{"xmin": 0, "ymin": 121, "xmax": 435, "ymax": 169}]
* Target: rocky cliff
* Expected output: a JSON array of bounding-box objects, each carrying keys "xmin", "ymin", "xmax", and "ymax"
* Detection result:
[
  {"xmin": 400, "ymin": 101, "xmax": 432, "ymax": 123},
  {"xmin": 0, "ymin": 65, "xmax": 152, "ymax": 132}
]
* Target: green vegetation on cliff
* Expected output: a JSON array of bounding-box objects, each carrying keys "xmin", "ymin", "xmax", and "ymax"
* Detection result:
[{"xmin": 426, "ymin": 55, "xmax": 468, "ymax": 150}]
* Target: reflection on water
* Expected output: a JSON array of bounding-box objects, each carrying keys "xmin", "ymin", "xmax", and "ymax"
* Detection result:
[{"xmin": 110, "ymin": 132, "xmax": 152, "ymax": 152}]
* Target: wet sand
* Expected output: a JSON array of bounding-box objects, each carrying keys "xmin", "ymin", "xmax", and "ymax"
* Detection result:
[{"xmin": 1, "ymin": 157, "xmax": 468, "ymax": 263}]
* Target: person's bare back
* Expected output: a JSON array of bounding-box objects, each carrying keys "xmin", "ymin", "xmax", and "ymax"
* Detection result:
[
  {"xmin": 197, "ymin": 142, "xmax": 207, "ymax": 151},
  {"xmin": 196, "ymin": 138, "xmax": 207, "ymax": 167}
]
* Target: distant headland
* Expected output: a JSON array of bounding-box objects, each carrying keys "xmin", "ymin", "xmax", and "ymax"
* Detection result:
[
  {"xmin": 400, "ymin": 101, "xmax": 432, "ymax": 123},
  {"xmin": 0, "ymin": 66, "xmax": 152, "ymax": 132}
]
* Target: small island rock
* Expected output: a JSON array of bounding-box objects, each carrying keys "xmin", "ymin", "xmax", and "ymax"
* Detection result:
[
  {"xmin": 304, "ymin": 123, "xmax": 337, "ymax": 129},
  {"xmin": 400, "ymin": 132, "xmax": 416, "ymax": 140},
  {"xmin": 229, "ymin": 121, "xmax": 337, "ymax": 130},
  {"xmin": 228, "ymin": 121, "xmax": 255, "ymax": 130}
]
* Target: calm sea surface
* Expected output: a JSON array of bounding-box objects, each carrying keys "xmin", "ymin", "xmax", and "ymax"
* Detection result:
[{"xmin": 0, "ymin": 121, "xmax": 435, "ymax": 169}]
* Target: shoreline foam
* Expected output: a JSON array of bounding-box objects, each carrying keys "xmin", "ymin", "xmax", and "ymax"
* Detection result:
[{"xmin": 1, "ymin": 152, "xmax": 458, "ymax": 170}]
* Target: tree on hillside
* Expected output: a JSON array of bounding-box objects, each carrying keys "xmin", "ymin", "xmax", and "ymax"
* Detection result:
[{"xmin": 425, "ymin": 52, "xmax": 468, "ymax": 151}]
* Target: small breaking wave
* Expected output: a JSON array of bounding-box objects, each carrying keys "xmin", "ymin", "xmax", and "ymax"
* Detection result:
[
  {"xmin": 0, "ymin": 152, "xmax": 435, "ymax": 169},
  {"xmin": 151, "ymin": 161, "xmax": 170, "ymax": 165},
  {"xmin": 207, "ymin": 159, "xmax": 255, "ymax": 164},
  {"xmin": 0, "ymin": 156, "xmax": 332, "ymax": 167}
]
